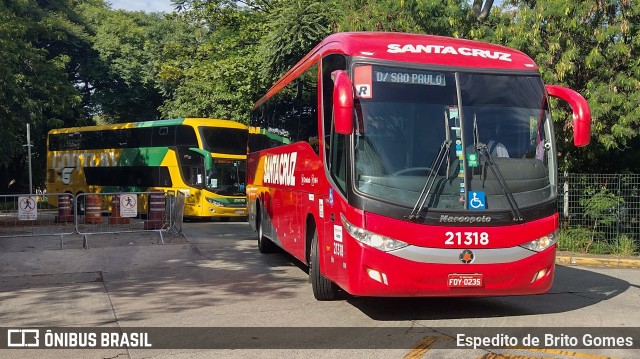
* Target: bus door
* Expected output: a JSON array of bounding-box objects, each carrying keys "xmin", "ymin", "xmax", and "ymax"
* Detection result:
[
  {"xmin": 177, "ymin": 147, "xmax": 206, "ymax": 212},
  {"xmin": 322, "ymin": 121, "xmax": 350, "ymax": 285}
]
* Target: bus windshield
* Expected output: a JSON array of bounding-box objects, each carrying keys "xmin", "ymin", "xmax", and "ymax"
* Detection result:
[
  {"xmin": 200, "ymin": 127, "xmax": 248, "ymax": 155},
  {"xmin": 353, "ymin": 64, "xmax": 555, "ymax": 212},
  {"xmin": 206, "ymin": 159, "xmax": 247, "ymax": 196}
]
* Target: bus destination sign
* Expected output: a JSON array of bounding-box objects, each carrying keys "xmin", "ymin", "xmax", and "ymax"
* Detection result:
[{"xmin": 374, "ymin": 69, "xmax": 446, "ymax": 86}]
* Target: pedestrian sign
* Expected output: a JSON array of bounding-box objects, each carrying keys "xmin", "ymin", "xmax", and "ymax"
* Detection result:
[
  {"xmin": 120, "ymin": 194, "xmax": 138, "ymax": 217},
  {"xmin": 18, "ymin": 196, "xmax": 38, "ymax": 220}
]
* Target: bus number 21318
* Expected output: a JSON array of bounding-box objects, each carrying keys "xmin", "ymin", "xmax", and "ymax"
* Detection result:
[{"xmin": 445, "ymin": 232, "xmax": 489, "ymax": 246}]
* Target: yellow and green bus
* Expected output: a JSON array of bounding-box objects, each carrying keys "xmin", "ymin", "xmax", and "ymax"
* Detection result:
[{"xmin": 46, "ymin": 118, "xmax": 248, "ymax": 220}]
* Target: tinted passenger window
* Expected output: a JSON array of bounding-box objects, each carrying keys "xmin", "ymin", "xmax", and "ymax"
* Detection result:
[{"xmin": 249, "ymin": 64, "xmax": 319, "ymax": 153}]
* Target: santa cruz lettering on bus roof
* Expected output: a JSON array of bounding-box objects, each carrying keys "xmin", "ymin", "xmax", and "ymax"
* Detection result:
[
  {"xmin": 263, "ymin": 152, "xmax": 297, "ymax": 186},
  {"xmin": 387, "ymin": 44, "xmax": 512, "ymax": 62}
]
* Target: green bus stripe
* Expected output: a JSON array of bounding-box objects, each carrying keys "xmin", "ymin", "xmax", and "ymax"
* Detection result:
[
  {"xmin": 214, "ymin": 197, "xmax": 246, "ymax": 205},
  {"xmin": 134, "ymin": 118, "xmax": 185, "ymax": 127},
  {"xmin": 118, "ymin": 148, "xmax": 169, "ymax": 166}
]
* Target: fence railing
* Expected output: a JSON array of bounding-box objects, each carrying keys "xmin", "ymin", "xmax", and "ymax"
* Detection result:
[
  {"xmin": 0, "ymin": 191, "xmax": 184, "ymax": 249},
  {"xmin": 559, "ymin": 173, "xmax": 640, "ymax": 256},
  {"xmin": 0, "ymin": 193, "xmax": 76, "ymax": 248}
]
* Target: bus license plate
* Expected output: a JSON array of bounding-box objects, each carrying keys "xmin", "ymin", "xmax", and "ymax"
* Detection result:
[
  {"xmin": 448, "ymin": 274, "xmax": 483, "ymax": 288},
  {"xmin": 235, "ymin": 210, "xmax": 246, "ymax": 215}
]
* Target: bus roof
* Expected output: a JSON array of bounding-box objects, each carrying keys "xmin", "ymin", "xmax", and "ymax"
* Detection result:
[
  {"xmin": 48, "ymin": 118, "xmax": 247, "ymax": 134},
  {"xmin": 319, "ymin": 32, "xmax": 537, "ymax": 70},
  {"xmin": 256, "ymin": 32, "xmax": 539, "ymax": 108}
]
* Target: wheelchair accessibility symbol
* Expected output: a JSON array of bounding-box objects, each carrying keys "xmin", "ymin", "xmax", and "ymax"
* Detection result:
[{"xmin": 468, "ymin": 191, "xmax": 486, "ymax": 210}]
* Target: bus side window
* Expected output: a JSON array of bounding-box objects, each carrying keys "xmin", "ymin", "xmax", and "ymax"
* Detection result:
[
  {"xmin": 153, "ymin": 126, "xmax": 175, "ymax": 147},
  {"xmin": 297, "ymin": 64, "xmax": 319, "ymax": 154},
  {"xmin": 176, "ymin": 125, "xmax": 198, "ymax": 147}
]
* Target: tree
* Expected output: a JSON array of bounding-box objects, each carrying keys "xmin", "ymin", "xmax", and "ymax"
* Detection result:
[
  {"xmin": 334, "ymin": 0, "xmax": 471, "ymax": 37},
  {"xmin": 472, "ymin": 0, "xmax": 495, "ymax": 21},
  {"xmin": 0, "ymin": 0, "xmax": 94, "ymax": 193},
  {"xmin": 491, "ymin": 0, "xmax": 640, "ymax": 172},
  {"xmin": 78, "ymin": 4, "xmax": 171, "ymax": 123},
  {"xmin": 260, "ymin": 0, "xmax": 336, "ymax": 82},
  {"xmin": 158, "ymin": 3, "xmax": 266, "ymax": 122}
]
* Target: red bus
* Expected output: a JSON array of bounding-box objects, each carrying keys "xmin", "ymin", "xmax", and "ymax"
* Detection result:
[{"xmin": 247, "ymin": 32, "xmax": 591, "ymax": 300}]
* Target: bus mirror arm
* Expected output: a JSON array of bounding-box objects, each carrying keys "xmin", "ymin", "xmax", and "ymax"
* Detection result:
[
  {"xmin": 332, "ymin": 70, "xmax": 354, "ymax": 135},
  {"xmin": 545, "ymin": 85, "xmax": 591, "ymax": 147},
  {"xmin": 188, "ymin": 147, "xmax": 213, "ymax": 171}
]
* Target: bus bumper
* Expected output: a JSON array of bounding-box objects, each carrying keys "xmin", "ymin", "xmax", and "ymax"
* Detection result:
[{"xmin": 340, "ymin": 244, "xmax": 556, "ymax": 297}]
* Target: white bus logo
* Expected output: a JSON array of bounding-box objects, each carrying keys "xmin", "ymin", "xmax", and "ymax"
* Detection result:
[{"xmin": 7, "ymin": 329, "xmax": 40, "ymax": 347}]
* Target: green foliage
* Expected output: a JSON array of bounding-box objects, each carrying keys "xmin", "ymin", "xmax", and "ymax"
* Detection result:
[
  {"xmin": 491, "ymin": 0, "xmax": 640, "ymax": 172},
  {"xmin": 558, "ymin": 228, "xmax": 638, "ymax": 255},
  {"xmin": 557, "ymin": 227, "xmax": 593, "ymax": 252},
  {"xmin": 0, "ymin": 0, "xmax": 92, "ymax": 192},
  {"xmin": 580, "ymin": 187, "xmax": 624, "ymax": 228},
  {"xmin": 334, "ymin": 0, "xmax": 471, "ymax": 37},
  {"xmin": 158, "ymin": 5, "xmax": 265, "ymax": 122},
  {"xmin": 260, "ymin": 0, "xmax": 336, "ymax": 82},
  {"xmin": 78, "ymin": 4, "xmax": 171, "ymax": 122},
  {"xmin": 159, "ymin": 54, "xmax": 262, "ymax": 123},
  {"xmin": 578, "ymin": 187, "xmax": 624, "ymax": 252},
  {"xmin": 613, "ymin": 235, "xmax": 638, "ymax": 256},
  {"xmin": 559, "ymin": 186, "xmax": 628, "ymax": 254}
]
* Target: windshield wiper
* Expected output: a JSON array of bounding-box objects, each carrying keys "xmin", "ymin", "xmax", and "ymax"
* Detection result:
[
  {"xmin": 407, "ymin": 139, "xmax": 452, "ymax": 221},
  {"xmin": 476, "ymin": 144, "xmax": 524, "ymax": 222}
]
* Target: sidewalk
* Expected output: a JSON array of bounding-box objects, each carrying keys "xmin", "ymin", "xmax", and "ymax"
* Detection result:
[{"xmin": 556, "ymin": 251, "xmax": 640, "ymax": 269}]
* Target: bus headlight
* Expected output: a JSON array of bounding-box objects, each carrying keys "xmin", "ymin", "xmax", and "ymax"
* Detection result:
[
  {"xmin": 520, "ymin": 231, "xmax": 558, "ymax": 252},
  {"xmin": 341, "ymin": 214, "xmax": 408, "ymax": 252},
  {"xmin": 206, "ymin": 197, "xmax": 225, "ymax": 207}
]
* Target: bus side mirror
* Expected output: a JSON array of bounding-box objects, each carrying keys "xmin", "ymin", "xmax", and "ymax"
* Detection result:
[
  {"xmin": 189, "ymin": 147, "xmax": 213, "ymax": 171},
  {"xmin": 332, "ymin": 70, "xmax": 354, "ymax": 135},
  {"xmin": 546, "ymin": 85, "xmax": 592, "ymax": 147}
]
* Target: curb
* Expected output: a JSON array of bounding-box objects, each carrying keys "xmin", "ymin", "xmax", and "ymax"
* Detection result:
[{"xmin": 556, "ymin": 255, "xmax": 640, "ymax": 269}]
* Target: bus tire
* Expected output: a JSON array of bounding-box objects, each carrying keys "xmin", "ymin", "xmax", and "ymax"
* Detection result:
[
  {"xmin": 257, "ymin": 209, "xmax": 276, "ymax": 253},
  {"xmin": 310, "ymin": 231, "xmax": 338, "ymax": 301}
]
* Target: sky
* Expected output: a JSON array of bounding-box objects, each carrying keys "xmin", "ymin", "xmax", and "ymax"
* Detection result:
[{"xmin": 109, "ymin": 0, "xmax": 176, "ymax": 13}]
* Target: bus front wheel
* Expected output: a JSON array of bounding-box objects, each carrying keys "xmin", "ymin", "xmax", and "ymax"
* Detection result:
[{"xmin": 310, "ymin": 231, "xmax": 338, "ymax": 301}]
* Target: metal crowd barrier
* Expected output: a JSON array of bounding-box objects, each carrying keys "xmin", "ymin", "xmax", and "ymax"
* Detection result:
[
  {"xmin": 0, "ymin": 191, "xmax": 184, "ymax": 249},
  {"xmin": 76, "ymin": 191, "xmax": 178, "ymax": 248},
  {"xmin": 165, "ymin": 190, "xmax": 185, "ymax": 238},
  {"xmin": 0, "ymin": 193, "xmax": 76, "ymax": 249}
]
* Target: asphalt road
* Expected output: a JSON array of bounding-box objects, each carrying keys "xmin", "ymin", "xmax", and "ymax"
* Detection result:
[{"xmin": 0, "ymin": 220, "xmax": 638, "ymax": 358}]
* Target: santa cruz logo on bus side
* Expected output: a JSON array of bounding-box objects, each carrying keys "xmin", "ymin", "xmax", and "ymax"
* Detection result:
[
  {"xmin": 263, "ymin": 152, "xmax": 297, "ymax": 186},
  {"xmin": 387, "ymin": 44, "xmax": 512, "ymax": 62}
]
